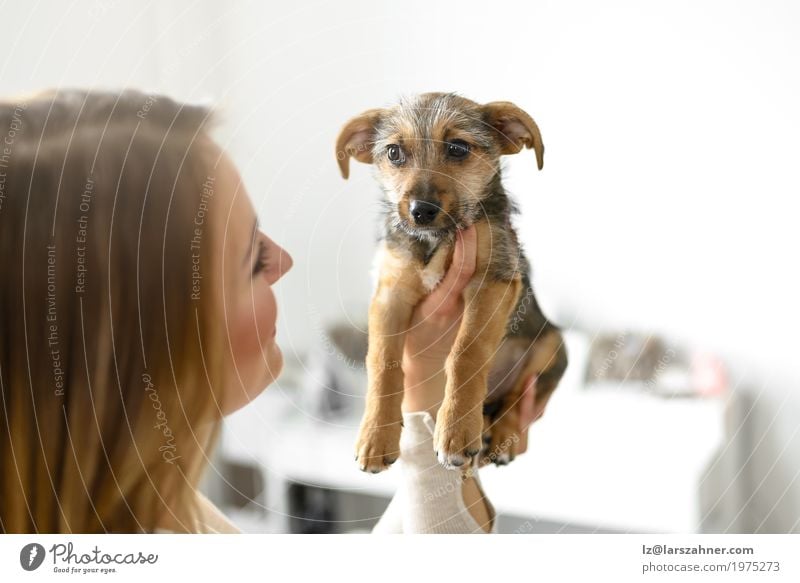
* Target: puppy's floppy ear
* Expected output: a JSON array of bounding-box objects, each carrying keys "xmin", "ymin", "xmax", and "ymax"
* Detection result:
[
  {"xmin": 335, "ymin": 108, "xmax": 384, "ymax": 179},
  {"xmin": 483, "ymin": 101, "xmax": 545, "ymax": 170}
]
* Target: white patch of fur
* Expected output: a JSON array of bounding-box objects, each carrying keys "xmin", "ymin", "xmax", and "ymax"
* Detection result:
[
  {"xmin": 418, "ymin": 242, "xmax": 451, "ymax": 293},
  {"xmin": 369, "ymin": 242, "xmax": 386, "ymax": 293},
  {"xmin": 373, "ymin": 283, "xmax": 394, "ymax": 306},
  {"xmin": 420, "ymin": 263, "xmax": 445, "ymax": 292}
]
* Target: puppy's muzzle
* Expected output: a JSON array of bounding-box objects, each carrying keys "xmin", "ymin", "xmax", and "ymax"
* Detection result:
[{"xmin": 409, "ymin": 199, "xmax": 440, "ymax": 226}]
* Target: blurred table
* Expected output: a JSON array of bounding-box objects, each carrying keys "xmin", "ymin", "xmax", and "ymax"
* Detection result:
[{"xmin": 218, "ymin": 333, "xmax": 729, "ymax": 533}]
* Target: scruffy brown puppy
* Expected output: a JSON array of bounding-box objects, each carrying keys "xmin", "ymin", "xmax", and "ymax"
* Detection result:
[{"xmin": 336, "ymin": 93, "xmax": 567, "ymax": 472}]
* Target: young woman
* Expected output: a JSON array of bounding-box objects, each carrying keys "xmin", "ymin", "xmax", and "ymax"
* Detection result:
[{"xmin": 0, "ymin": 90, "xmax": 539, "ymax": 534}]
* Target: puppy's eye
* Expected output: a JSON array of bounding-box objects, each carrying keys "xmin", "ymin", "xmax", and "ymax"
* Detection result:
[
  {"xmin": 446, "ymin": 140, "xmax": 470, "ymax": 159},
  {"xmin": 387, "ymin": 144, "xmax": 405, "ymax": 165}
]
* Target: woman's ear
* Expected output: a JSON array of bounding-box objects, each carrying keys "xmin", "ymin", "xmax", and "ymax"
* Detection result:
[
  {"xmin": 483, "ymin": 101, "xmax": 545, "ymax": 170},
  {"xmin": 335, "ymin": 108, "xmax": 384, "ymax": 179}
]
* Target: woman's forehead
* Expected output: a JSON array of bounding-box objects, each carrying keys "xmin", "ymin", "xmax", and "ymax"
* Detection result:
[{"xmin": 213, "ymin": 152, "xmax": 254, "ymax": 224}]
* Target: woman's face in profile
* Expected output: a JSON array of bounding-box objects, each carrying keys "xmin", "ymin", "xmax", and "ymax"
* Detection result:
[{"xmin": 213, "ymin": 147, "xmax": 293, "ymax": 414}]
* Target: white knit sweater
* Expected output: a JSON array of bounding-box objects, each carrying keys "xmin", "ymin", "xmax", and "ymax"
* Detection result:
[{"xmin": 372, "ymin": 411, "xmax": 497, "ymax": 534}]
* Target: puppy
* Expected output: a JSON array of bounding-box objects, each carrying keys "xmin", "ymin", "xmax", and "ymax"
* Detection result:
[{"xmin": 335, "ymin": 93, "xmax": 567, "ymax": 472}]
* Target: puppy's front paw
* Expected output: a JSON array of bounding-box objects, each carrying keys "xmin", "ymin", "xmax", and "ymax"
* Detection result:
[
  {"xmin": 355, "ymin": 415, "xmax": 402, "ymax": 473},
  {"xmin": 433, "ymin": 403, "xmax": 483, "ymax": 469}
]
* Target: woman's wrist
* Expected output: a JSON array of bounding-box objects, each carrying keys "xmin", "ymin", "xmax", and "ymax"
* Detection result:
[{"xmin": 401, "ymin": 354, "xmax": 447, "ymax": 417}]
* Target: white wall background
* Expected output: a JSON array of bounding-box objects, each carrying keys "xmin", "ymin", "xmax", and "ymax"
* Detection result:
[{"xmin": 3, "ymin": 0, "xmax": 799, "ymax": 532}]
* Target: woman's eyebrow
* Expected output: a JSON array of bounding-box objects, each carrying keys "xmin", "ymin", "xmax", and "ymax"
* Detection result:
[{"xmin": 243, "ymin": 217, "xmax": 258, "ymax": 266}]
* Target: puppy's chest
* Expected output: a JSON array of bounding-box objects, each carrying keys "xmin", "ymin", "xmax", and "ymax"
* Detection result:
[
  {"xmin": 418, "ymin": 240, "xmax": 452, "ymax": 292},
  {"xmin": 370, "ymin": 238, "xmax": 453, "ymax": 294}
]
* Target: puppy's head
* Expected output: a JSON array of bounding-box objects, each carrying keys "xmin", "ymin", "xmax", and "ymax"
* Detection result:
[{"xmin": 335, "ymin": 93, "xmax": 543, "ymax": 240}]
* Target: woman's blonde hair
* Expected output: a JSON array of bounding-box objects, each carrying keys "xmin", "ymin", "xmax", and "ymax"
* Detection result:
[{"xmin": 0, "ymin": 90, "xmax": 229, "ymax": 533}]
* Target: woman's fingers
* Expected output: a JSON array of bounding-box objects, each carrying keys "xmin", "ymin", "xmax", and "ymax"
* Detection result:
[
  {"xmin": 514, "ymin": 375, "xmax": 538, "ymax": 456},
  {"xmin": 451, "ymin": 224, "xmax": 478, "ymax": 290},
  {"xmin": 518, "ymin": 374, "xmax": 538, "ymax": 431},
  {"xmin": 517, "ymin": 428, "xmax": 529, "ymax": 455},
  {"xmin": 427, "ymin": 225, "xmax": 477, "ymax": 313},
  {"xmin": 517, "ymin": 375, "xmax": 543, "ymax": 454}
]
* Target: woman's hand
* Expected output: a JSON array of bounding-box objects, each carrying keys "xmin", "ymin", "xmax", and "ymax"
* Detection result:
[
  {"xmin": 400, "ymin": 224, "xmax": 547, "ymax": 446},
  {"xmin": 475, "ymin": 374, "xmax": 544, "ymax": 467},
  {"xmin": 512, "ymin": 373, "xmax": 546, "ymax": 457},
  {"xmin": 401, "ymin": 225, "xmax": 477, "ymax": 416}
]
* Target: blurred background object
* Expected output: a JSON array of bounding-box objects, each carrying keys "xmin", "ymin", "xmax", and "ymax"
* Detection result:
[
  {"xmin": 3, "ymin": 0, "xmax": 798, "ymax": 533},
  {"xmin": 302, "ymin": 321, "xmax": 368, "ymax": 419},
  {"xmin": 584, "ymin": 331, "xmax": 728, "ymax": 398}
]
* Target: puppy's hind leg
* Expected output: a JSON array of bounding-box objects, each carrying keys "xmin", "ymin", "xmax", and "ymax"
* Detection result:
[{"xmin": 484, "ymin": 326, "xmax": 567, "ymax": 466}]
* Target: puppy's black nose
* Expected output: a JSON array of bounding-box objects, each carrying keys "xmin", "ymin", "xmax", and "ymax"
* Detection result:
[{"xmin": 409, "ymin": 199, "xmax": 440, "ymax": 225}]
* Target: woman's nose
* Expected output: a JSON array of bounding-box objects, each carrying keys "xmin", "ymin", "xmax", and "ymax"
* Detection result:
[{"xmin": 276, "ymin": 245, "xmax": 293, "ymax": 280}]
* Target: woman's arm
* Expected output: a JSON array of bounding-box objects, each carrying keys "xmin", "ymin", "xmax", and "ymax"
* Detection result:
[
  {"xmin": 402, "ymin": 226, "xmax": 477, "ymax": 416},
  {"xmin": 379, "ymin": 226, "xmax": 538, "ymax": 533},
  {"xmin": 400, "ymin": 227, "xmax": 492, "ymax": 531}
]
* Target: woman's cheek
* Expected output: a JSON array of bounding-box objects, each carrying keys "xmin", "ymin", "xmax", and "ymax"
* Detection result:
[
  {"xmin": 247, "ymin": 281, "xmax": 282, "ymax": 383},
  {"xmin": 227, "ymin": 283, "xmax": 273, "ymax": 377}
]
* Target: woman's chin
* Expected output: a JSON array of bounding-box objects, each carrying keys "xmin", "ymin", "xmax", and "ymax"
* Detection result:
[
  {"xmin": 263, "ymin": 341, "xmax": 283, "ymax": 387},
  {"xmin": 223, "ymin": 344, "xmax": 284, "ymax": 416}
]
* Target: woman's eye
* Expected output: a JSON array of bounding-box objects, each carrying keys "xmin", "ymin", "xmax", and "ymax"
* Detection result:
[
  {"xmin": 252, "ymin": 239, "xmax": 269, "ymax": 276},
  {"xmin": 387, "ymin": 144, "xmax": 405, "ymax": 165},
  {"xmin": 446, "ymin": 140, "xmax": 470, "ymax": 159}
]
